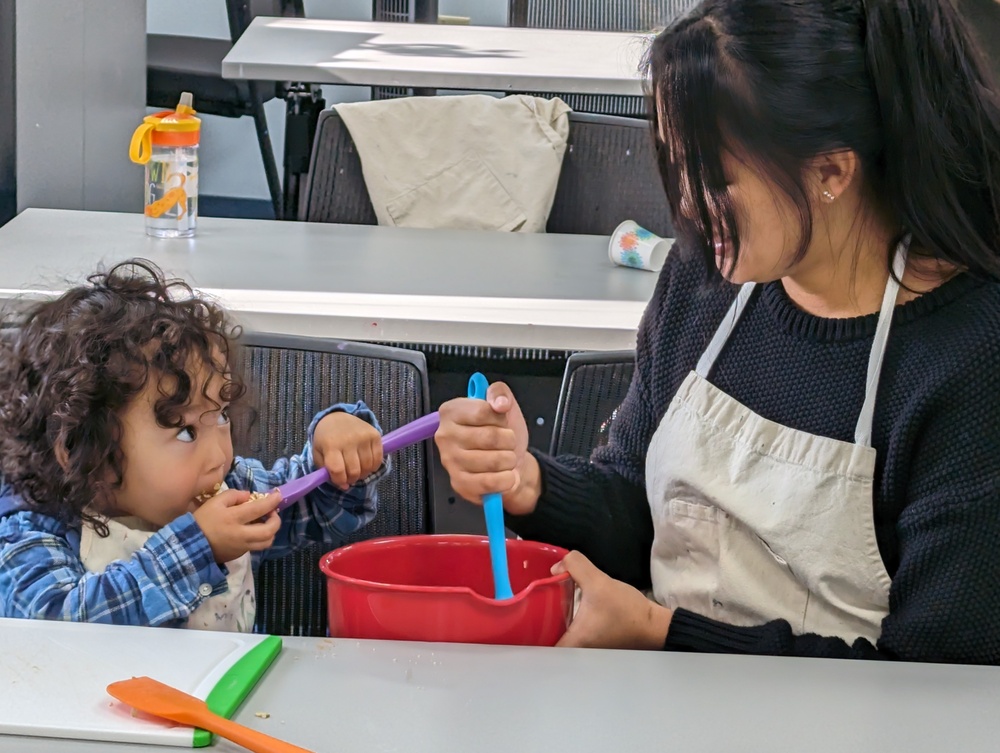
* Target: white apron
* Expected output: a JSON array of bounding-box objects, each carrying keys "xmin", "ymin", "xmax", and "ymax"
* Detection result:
[
  {"xmin": 646, "ymin": 242, "xmax": 908, "ymax": 643},
  {"xmin": 80, "ymin": 482, "xmax": 256, "ymax": 632}
]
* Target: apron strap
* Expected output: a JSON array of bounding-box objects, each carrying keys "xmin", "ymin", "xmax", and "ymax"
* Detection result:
[
  {"xmin": 694, "ymin": 236, "xmax": 911, "ymax": 448},
  {"xmin": 854, "ymin": 237, "xmax": 910, "ymax": 447},
  {"xmin": 695, "ymin": 282, "xmax": 757, "ymax": 378}
]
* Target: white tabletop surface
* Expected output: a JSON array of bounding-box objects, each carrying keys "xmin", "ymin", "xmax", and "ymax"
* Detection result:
[
  {"xmin": 0, "ymin": 209, "xmax": 657, "ymax": 351},
  {"xmin": 221, "ymin": 17, "xmax": 651, "ymax": 95},
  {"xmin": 1, "ymin": 631, "xmax": 999, "ymax": 752}
]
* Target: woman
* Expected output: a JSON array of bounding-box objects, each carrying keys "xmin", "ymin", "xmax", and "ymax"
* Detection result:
[{"xmin": 435, "ymin": 0, "xmax": 1000, "ymax": 662}]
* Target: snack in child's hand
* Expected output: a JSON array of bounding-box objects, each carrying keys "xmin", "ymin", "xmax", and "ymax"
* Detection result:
[
  {"xmin": 193, "ymin": 482, "xmax": 222, "ymax": 504},
  {"xmin": 193, "ymin": 482, "xmax": 274, "ymax": 506}
]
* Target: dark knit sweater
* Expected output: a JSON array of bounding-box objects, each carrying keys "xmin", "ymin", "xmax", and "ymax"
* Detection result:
[{"xmin": 508, "ymin": 249, "xmax": 1000, "ymax": 663}]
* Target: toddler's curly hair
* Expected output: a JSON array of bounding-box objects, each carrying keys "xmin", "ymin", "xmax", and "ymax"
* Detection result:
[{"xmin": 0, "ymin": 259, "xmax": 246, "ymax": 532}]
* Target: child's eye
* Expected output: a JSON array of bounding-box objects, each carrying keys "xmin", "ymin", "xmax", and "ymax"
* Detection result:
[
  {"xmin": 218, "ymin": 407, "xmax": 231, "ymax": 426},
  {"xmin": 176, "ymin": 426, "xmax": 197, "ymax": 443}
]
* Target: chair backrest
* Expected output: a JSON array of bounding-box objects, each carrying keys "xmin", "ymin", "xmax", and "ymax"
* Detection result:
[
  {"xmin": 549, "ymin": 349, "xmax": 636, "ymax": 457},
  {"xmin": 509, "ymin": 0, "xmax": 692, "ymax": 30},
  {"xmin": 507, "ymin": 0, "xmax": 696, "ymax": 117},
  {"xmin": 299, "ymin": 109, "xmax": 377, "ymax": 224},
  {"xmin": 548, "ymin": 113, "xmax": 671, "ymax": 236},
  {"xmin": 373, "ymin": 0, "xmax": 413, "ymax": 23},
  {"xmin": 234, "ymin": 332, "xmax": 432, "ymax": 636},
  {"xmin": 300, "ymin": 109, "xmax": 672, "ymax": 237}
]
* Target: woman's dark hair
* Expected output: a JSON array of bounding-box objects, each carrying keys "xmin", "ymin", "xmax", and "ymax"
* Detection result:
[
  {"xmin": 645, "ymin": 0, "xmax": 1000, "ymax": 280},
  {"xmin": 0, "ymin": 259, "xmax": 246, "ymax": 533}
]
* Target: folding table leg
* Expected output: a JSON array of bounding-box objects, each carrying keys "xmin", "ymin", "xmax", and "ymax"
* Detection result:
[
  {"xmin": 412, "ymin": 0, "xmax": 439, "ymax": 97},
  {"xmin": 281, "ymin": 83, "xmax": 327, "ymax": 221},
  {"xmin": 413, "ymin": 0, "xmax": 438, "ymax": 22}
]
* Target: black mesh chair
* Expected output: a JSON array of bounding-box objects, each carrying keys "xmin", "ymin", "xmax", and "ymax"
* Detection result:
[
  {"xmin": 299, "ymin": 108, "xmax": 672, "ymax": 237},
  {"xmin": 147, "ymin": 0, "xmax": 304, "ymax": 220},
  {"xmin": 549, "ymin": 350, "xmax": 636, "ymax": 457},
  {"xmin": 548, "ymin": 112, "xmax": 671, "ymax": 237},
  {"xmin": 507, "ymin": 0, "xmax": 697, "ymax": 117},
  {"xmin": 372, "ymin": 0, "xmax": 438, "ymax": 22},
  {"xmin": 233, "ymin": 332, "xmax": 433, "ymax": 636},
  {"xmin": 298, "ymin": 109, "xmax": 376, "ymax": 225},
  {"xmin": 508, "ymin": 0, "xmax": 693, "ymax": 30}
]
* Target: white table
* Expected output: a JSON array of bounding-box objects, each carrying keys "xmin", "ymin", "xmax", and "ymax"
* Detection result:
[
  {"xmin": 2, "ymin": 633, "xmax": 999, "ymax": 752},
  {"xmin": 0, "ymin": 208, "xmax": 656, "ymax": 534},
  {"xmin": 221, "ymin": 17, "xmax": 651, "ymax": 222},
  {"xmin": 0, "ymin": 209, "xmax": 655, "ymax": 352},
  {"xmin": 222, "ymin": 17, "xmax": 650, "ymax": 95}
]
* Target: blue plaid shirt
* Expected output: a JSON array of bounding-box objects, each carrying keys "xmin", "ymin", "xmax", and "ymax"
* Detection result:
[{"xmin": 0, "ymin": 402, "xmax": 389, "ymax": 627}]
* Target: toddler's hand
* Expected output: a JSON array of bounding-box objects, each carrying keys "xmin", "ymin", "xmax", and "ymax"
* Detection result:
[
  {"xmin": 312, "ymin": 412, "xmax": 384, "ymax": 490},
  {"xmin": 193, "ymin": 489, "xmax": 281, "ymax": 563}
]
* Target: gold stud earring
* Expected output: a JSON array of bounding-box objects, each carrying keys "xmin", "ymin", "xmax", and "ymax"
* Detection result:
[{"xmin": 822, "ymin": 189, "xmax": 836, "ymax": 202}]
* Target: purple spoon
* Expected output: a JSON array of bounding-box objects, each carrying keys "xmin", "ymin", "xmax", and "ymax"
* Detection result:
[{"xmin": 274, "ymin": 411, "xmax": 440, "ymax": 512}]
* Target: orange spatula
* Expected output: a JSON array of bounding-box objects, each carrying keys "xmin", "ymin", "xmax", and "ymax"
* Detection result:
[{"xmin": 107, "ymin": 676, "xmax": 314, "ymax": 753}]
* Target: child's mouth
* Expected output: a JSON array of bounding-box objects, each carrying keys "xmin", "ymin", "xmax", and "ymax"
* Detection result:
[
  {"xmin": 192, "ymin": 482, "xmax": 222, "ymax": 506},
  {"xmin": 191, "ymin": 482, "xmax": 275, "ymax": 508}
]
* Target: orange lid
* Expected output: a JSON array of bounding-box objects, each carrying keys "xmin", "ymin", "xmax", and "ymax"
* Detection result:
[{"xmin": 129, "ymin": 93, "xmax": 201, "ymax": 164}]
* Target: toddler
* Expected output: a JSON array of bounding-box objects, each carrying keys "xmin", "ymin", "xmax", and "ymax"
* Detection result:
[{"xmin": 0, "ymin": 259, "xmax": 389, "ymax": 631}]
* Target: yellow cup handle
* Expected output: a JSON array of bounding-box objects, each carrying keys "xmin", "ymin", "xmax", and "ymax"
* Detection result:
[{"xmin": 129, "ymin": 122, "xmax": 155, "ymax": 165}]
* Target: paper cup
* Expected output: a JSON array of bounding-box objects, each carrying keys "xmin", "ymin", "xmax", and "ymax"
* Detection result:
[{"xmin": 609, "ymin": 220, "xmax": 672, "ymax": 272}]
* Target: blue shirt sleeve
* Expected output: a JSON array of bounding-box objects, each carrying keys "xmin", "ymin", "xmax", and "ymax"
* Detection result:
[
  {"xmin": 0, "ymin": 510, "xmax": 228, "ymax": 626},
  {"xmin": 226, "ymin": 401, "xmax": 390, "ymax": 563},
  {"xmin": 0, "ymin": 402, "xmax": 389, "ymax": 625}
]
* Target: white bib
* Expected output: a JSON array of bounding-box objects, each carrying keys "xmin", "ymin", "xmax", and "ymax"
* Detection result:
[{"xmin": 80, "ymin": 482, "xmax": 256, "ymax": 632}]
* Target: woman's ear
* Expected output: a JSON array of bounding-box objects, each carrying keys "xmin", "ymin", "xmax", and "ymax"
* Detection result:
[{"xmin": 812, "ymin": 149, "xmax": 860, "ymax": 204}]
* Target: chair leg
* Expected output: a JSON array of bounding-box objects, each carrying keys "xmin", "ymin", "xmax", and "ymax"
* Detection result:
[
  {"xmin": 412, "ymin": 0, "xmax": 438, "ymax": 96},
  {"xmin": 508, "ymin": 0, "xmax": 528, "ymax": 26},
  {"xmin": 248, "ymin": 81, "xmax": 284, "ymax": 221},
  {"xmin": 413, "ymin": 0, "xmax": 438, "ymax": 22}
]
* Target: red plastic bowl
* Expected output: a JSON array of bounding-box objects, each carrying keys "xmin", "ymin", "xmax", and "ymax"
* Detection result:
[{"xmin": 320, "ymin": 534, "xmax": 574, "ymax": 646}]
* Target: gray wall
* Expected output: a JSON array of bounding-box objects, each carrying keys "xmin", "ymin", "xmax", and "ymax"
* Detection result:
[
  {"xmin": 147, "ymin": 0, "xmax": 508, "ymax": 201},
  {"xmin": 15, "ymin": 0, "xmax": 146, "ymax": 214},
  {"xmin": 0, "ymin": 1, "xmax": 16, "ymax": 224}
]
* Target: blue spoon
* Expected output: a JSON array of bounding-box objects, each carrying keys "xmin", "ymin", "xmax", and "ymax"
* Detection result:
[{"xmin": 468, "ymin": 372, "xmax": 514, "ymax": 601}]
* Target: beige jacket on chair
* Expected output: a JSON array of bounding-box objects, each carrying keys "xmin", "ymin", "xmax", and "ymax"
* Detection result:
[{"xmin": 335, "ymin": 94, "xmax": 571, "ymax": 232}]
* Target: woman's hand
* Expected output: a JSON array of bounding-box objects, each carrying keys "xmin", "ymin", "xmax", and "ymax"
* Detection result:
[
  {"xmin": 312, "ymin": 412, "xmax": 384, "ymax": 490},
  {"xmin": 435, "ymin": 381, "xmax": 539, "ymax": 515},
  {"xmin": 554, "ymin": 551, "xmax": 673, "ymax": 650}
]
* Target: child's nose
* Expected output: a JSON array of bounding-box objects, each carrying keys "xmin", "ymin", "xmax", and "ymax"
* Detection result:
[{"xmin": 205, "ymin": 435, "xmax": 230, "ymax": 473}]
